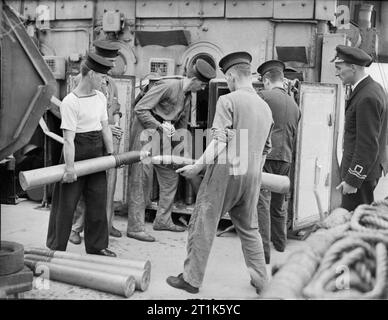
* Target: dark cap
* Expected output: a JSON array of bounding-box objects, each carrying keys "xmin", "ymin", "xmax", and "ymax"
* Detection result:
[
  {"xmin": 93, "ymin": 40, "xmax": 121, "ymax": 58},
  {"xmin": 189, "ymin": 59, "xmax": 216, "ymax": 82},
  {"xmin": 331, "ymin": 45, "xmax": 372, "ymax": 67},
  {"xmin": 219, "ymin": 51, "xmax": 252, "ymax": 74},
  {"xmin": 257, "ymin": 60, "xmax": 285, "ymax": 76},
  {"xmin": 284, "ymin": 66, "xmax": 303, "ymax": 81},
  {"xmin": 85, "ymin": 52, "xmax": 113, "ymax": 74},
  {"xmin": 284, "ymin": 66, "xmax": 298, "ymax": 73}
]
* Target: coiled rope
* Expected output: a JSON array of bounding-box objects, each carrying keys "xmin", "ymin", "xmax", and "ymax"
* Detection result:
[{"xmin": 302, "ymin": 200, "xmax": 388, "ymax": 299}]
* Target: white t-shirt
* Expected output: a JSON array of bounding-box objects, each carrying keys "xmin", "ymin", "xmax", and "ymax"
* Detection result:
[{"xmin": 60, "ymin": 90, "xmax": 108, "ymax": 133}]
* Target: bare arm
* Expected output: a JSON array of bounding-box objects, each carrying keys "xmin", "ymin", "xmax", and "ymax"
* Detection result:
[
  {"xmin": 101, "ymin": 120, "xmax": 114, "ymax": 154},
  {"xmin": 62, "ymin": 129, "xmax": 77, "ymax": 183},
  {"xmin": 63, "ymin": 130, "xmax": 75, "ymax": 169}
]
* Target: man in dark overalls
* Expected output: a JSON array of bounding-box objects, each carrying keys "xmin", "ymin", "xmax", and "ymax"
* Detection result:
[
  {"xmin": 46, "ymin": 53, "xmax": 116, "ymax": 257},
  {"xmin": 256, "ymin": 60, "xmax": 301, "ymax": 264},
  {"xmin": 333, "ymin": 45, "xmax": 388, "ymax": 211}
]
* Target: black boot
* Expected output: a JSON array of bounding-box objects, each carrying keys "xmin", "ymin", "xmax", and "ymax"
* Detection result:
[{"xmin": 166, "ymin": 273, "xmax": 199, "ymax": 294}]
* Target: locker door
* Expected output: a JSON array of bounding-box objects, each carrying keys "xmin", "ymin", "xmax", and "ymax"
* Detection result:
[
  {"xmin": 293, "ymin": 83, "xmax": 339, "ymax": 230},
  {"xmin": 112, "ymin": 76, "xmax": 135, "ymax": 206}
]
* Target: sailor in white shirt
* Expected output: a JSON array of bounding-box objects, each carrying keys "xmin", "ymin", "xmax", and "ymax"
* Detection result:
[{"xmin": 46, "ymin": 53, "xmax": 117, "ymax": 257}]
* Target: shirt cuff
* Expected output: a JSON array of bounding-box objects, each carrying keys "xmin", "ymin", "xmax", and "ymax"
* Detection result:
[{"xmin": 345, "ymin": 165, "xmax": 367, "ymax": 189}]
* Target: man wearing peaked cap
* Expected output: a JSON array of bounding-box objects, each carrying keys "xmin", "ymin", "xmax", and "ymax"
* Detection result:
[
  {"xmin": 332, "ymin": 44, "xmax": 373, "ymax": 67},
  {"xmin": 189, "ymin": 58, "xmax": 217, "ymax": 82},
  {"xmin": 69, "ymin": 41, "xmax": 125, "ymax": 245},
  {"xmin": 283, "ymin": 67, "xmax": 303, "ymax": 100},
  {"xmin": 84, "ymin": 51, "xmax": 113, "ymax": 74},
  {"xmin": 284, "ymin": 66, "xmax": 298, "ymax": 73},
  {"xmin": 256, "ymin": 59, "xmax": 300, "ymax": 265},
  {"xmin": 257, "ymin": 60, "xmax": 285, "ymax": 78},
  {"xmin": 218, "ymin": 51, "xmax": 252, "ymax": 74},
  {"xmin": 167, "ymin": 51, "xmax": 273, "ymax": 295},
  {"xmin": 126, "ymin": 59, "xmax": 216, "ymax": 242},
  {"xmin": 93, "ymin": 40, "xmax": 121, "ymax": 59},
  {"xmin": 47, "ymin": 52, "xmax": 117, "ymax": 257},
  {"xmin": 333, "ymin": 45, "xmax": 388, "ymax": 211},
  {"xmin": 284, "ymin": 66, "xmax": 304, "ymax": 82}
]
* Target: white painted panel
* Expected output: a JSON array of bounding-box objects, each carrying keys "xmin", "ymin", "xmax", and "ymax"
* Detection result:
[
  {"xmin": 136, "ymin": 0, "xmax": 179, "ymax": 18},
  {"xmin": 225, "ymin": 0, "xmax": 273, "ymax": 18},
  {"xmin": 22, "ymin": 1, "xmax": 55, "ymax": 20},
  {"xmin": 56, "ymin": 1, "xmax": 94, "ymax": 20},
  {"xmin": 40, "ymin": 29, "xmax": 90, "ymax": 58},
  {"xmin": 368, "ymin": 62, "xmax": 388, "ymax": 202},
  {"xmin": 112, "ymin": 76, "xmax": 135, "ymax": 205},
  {"xmin": 273, "ymin": 0, "xmax": 314, "ymax": 19},
  {"xmin": 315, "ymin": 0, "xmax": 337, "ymax": 21},
  {"xmin": 293, "ymin": 83, "xmax": 337, "ymax": 230},
  {"xmin": 178, "ymin": 0, "xmax": 225, "ymax": 18},
  {"xmin": 96, "ymin": 0, "xmax": 136, "ymax": 20}
]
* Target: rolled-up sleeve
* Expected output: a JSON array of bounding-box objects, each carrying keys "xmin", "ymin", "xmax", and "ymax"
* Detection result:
[
  {"xmin": 211, "ymin": 96, "xmax": 234, "ymax": 143},
  {"xmin": 60, "ymin": 97, "xmax": 77, "ymax": 132}
]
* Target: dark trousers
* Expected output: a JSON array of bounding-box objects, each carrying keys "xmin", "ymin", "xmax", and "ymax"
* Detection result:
[
  {"xmin": 46, "ymin": 131, "xmax": 109, "ymax": 253},
  {"xmin": 257, "ymin": 160, "xmax": 290, "ymax": 264},
  {"xmin": 341, "ymin": 179, "xmax": 379, "ymax": 212}
]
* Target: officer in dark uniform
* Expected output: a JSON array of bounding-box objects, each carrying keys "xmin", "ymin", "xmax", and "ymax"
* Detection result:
[
  {"xmin": 256, "ymin": 60, "xmax": 301, "ymax": 264},
  {"xmin": 333, "ymin": 45, "xmax": 388, "ymax": 211}
]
